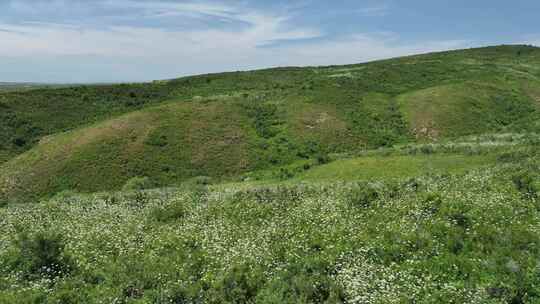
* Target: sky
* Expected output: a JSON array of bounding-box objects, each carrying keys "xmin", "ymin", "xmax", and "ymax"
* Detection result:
[{"xmin": 0, "ymin": 0, "xmax": 539, "ymax": 83}]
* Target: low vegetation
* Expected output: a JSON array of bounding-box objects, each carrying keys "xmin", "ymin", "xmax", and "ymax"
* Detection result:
[
  {"xmin": 0, "ymin": 138, "xmax": 538, "ymax": 302},
  {"xmin": 1, "ymin": 45, "xmax": 540, "ymax": 302}
]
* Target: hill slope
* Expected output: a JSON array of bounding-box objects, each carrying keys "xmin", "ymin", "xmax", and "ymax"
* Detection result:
[
  {"xmin": 1, "ymin": 45, "xmax": 540, "ymax": 203},
  {"xmin": 1, "ymin": 138, "xmax": 539, "ymax": 303}
]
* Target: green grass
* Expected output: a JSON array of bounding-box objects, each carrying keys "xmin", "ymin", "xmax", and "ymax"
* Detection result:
[
  {"xmin": 297, "ymin": 154, "xmax": 495, "ymax": 181},
  {"xmin": 0, "ymin": 141, "xmax": 538, "ymax": 303},
  {"xmin": 2, "ymin": 45, "xmax": 540, "ymax": 303},
  {"xmin": 397, "ymin": 81, "xmax": 536, "ymax": 139}
]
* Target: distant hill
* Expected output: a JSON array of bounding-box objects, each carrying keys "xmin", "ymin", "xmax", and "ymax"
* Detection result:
[
  {"xmin": 1, "ymin": 45, "xmax": 540, "ymax": 203},
  {"xmin": 0, "ymin": 82, "xmax": 73, "ymax": 91}
]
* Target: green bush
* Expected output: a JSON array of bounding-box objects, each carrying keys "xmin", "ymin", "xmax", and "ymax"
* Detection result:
[
  {"xmin": 347, "ymin": 184, "xmax": 380, "ymax": 208},
  {"xmin": 122, "ymin": 176, "xmax": 154, "ymax": 191},
  {"xmin": 421, "ymin": 192, "xmax": 443, "ymax": 215},
  {"xmin": 50, "ymin": 190, "xmax": 79, "ymax": 204},
  {"xmin": 420, "ymin": 145, "xmax": 435, "ymax": 154},
  {"xmin": 6, "ymin": 231, "xmax": 73, "ymax": 280},
  {"xmin": 277, "ymin": 168, "xmax": 294, "ymax": 180},
  {"xmin": 151, "ymin": 201, "xmax": 186, "ymax": 223},
  {"xmin": 210, "ymin": 263, "xmax": 264, "ymax": 303},
  {"xmin": 194, "ymin": 176, "xmax": 212, "ymax": 185},
  {"xmin": 144, "ymin": 133, "xmax": 168, "ymax": 147},
  {"xmin": 316, "ymin": 153, "xmax": 331, "ymax": 165},
  {"xmin": 512, "ymin": 171, "xmax": 539, "ymax": 198},
  {"xmin": 256, "ymin": 258, "xmax": 345, "ymax": 303}
]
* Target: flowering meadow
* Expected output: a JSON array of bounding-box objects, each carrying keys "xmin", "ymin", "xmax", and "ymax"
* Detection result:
[{"xmin": 1, "ymin": 141, "xmax": 539, "ymax": 303}]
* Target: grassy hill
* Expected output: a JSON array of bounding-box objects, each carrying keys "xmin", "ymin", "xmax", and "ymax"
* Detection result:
[
  {"xmin": 0, "ymin": 135, "xmax": 538, "ymax": 303},
  {"xmin": 1, "ymin": 45, "xmax": 540, "ymax": 203},
  {"xmin": 1, "ymin": 45, "xmax": 540, "ymax": 303}
]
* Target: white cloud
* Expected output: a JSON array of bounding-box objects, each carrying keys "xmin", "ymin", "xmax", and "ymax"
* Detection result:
[
  {"xmin": 356, "ymin": 4, "xmax": 390, "ymax": 17},
  {"xmin": 102, "ymin": 0, "xmax": 236, "ymax": 19},
  {"xmin": 0, "ymin": 1, "xmax": 323, "ymax": 58},
  {"xmin": 520, "ymin": 35, "xmax": 540, "ymax": 47},
  {"xmin": 0, "ymin": 1, "xmax": 473, "ymax": 82}
]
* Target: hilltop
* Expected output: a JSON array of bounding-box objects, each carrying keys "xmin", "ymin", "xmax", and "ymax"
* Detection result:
[{"xmin": 1, "ymin": 45, "xmax": 540, "ymax": 203}]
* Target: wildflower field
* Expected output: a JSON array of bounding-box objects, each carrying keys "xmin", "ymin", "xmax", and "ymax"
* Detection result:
[{"xmin": 1, "ymin": 135, "xmax": 538, "ymax": 303}]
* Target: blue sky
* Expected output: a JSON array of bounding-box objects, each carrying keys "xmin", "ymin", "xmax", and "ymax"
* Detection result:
[{"xmin": 0, "ymin": 0, "xmax": 538, "ymax": 83}]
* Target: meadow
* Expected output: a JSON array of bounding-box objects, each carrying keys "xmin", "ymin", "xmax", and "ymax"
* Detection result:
[
  {"xmin": 1, "ymin": 45, "xmax": 540, "ymax": 303},
  {"xmin": 0, "ymin": 135, "xmax": 538, "ymax": 303}
]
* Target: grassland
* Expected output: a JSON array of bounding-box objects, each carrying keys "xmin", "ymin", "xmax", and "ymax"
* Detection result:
[
  {"xmin": 0, "ymin": 135, "xmax": 538, "ymax": 303},
  {"xmin": 0, "ymin": 45, "xmax": 540, "ymax": 303},
  {"xmin": 1, "ymin": 45, "xmax": 540, "ymax": 203}
]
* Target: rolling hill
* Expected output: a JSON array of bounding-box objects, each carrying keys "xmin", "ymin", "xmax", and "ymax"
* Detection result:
[
  {"xmin": 1, "ymin": 45, "xmax": 540, "ymax": 303},
  {"xmin": 1, "ymin": 45, "xmax": 540, "ymax": 203}
]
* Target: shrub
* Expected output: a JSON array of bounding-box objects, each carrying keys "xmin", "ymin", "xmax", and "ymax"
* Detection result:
[
  {"xmin": 316, "ymin": 153, "xmax": 331, "ymax": 165},
  {"xmin": 420, "ymin": 145, "xmax": 435, "ymax": 154},
  {"xmin": 210, "ymin": 263, "xmax": 264, "ymax": 303},
  {"xmin": 151, "ymin": 201, "xmax": 186, "ymax": 223},
  {"xmin": 7, "ymin": 231, "xmax": 73, "ymax": 280},
  {"xmin": 256, "ymin": 258, "xmax": 345, "ymax": 303},
  {"xmin": 497, "ymin": 151, "xmax": 528, "ymax": 163},
  {"xmin": 122, "ymin": 176, "xmax": 154, "ymax": 191},
  {"xmin": 188, "ymin": 185, "xmax": 209, "ymax": 205},
  {"xmin": 512, "ymin": 171, "xmax": 539, "ymax": 198},
  {"xmin": 194, "ymin": 176, "xmax": 212, "ymax": 186},
  {"xmin": 131, "ymin": 191, "xmax": 150, "ymax": 206},
  {"xmin": 50, "ymin": 190, "xmax": 79, "ymax": 204},
  {"xmin": 277, "ymin": 168, "xmax": 294, "ymax": 180},
  {"xmin": 421, "ymin": 192, "xmax": 443, "ymax": 215},
  {"xmin": 144, "ymin": 134, "xmax": 168, "ymax": 147},
  {"xmin": 347, "ymin": 184, "xmax": 380, "ymax": 208}
]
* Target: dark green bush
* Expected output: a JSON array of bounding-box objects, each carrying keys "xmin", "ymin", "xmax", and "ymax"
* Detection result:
[
  {"xmin": 277, "ymin": 168, "xmax": 294, "ymax": 180},
  {"xmin": 256, "ymin": 258, "xmax": 345, "ymax": 303},
  {"xmin": 347, "ymin": 184, "xmax": 380, "ymax": 208},
  {"xmin": 7, "ymin": 231, "xmax": 73, "ymax": 280},
  {"xmin": 144, "ymin": 134, "xmax": 168, "ymax": 147},
  {"xmin": 151, "ymin": 201, "xmax": 186, "ymax": 223},
  {"xmin": 187, "ymin": 185, "xmax": 209, "ymax": 205},
  {"xmin": 512, "ymin": 171, "xmax": 539, "ymax": 198},
  {"xmin": 194, "ymin": 176, "xmax": 212, "ymax": 186},
  {"xmin": 420, "ymin": 145, "xmax": 435, "ymax": 154},
  {"xmin": 210, "ymin": 263, "xmax": 264, "ymax": 303},
  {"xmin": 242, "ymin": 102, "xmax": 280, "ymax": 139},
  {"xmin": 421, "ymin": 192, "xmax": 443, "ymax": 215},
  {"xmin": 315, "ymin": 153, "xmax": 331, "ymax": 165},
  {"xmin": 132, "ymin": 191, "xmax": 151, "ymax": 206}
]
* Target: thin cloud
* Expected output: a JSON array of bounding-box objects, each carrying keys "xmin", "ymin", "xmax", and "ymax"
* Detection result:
[
  {"xmin": 0, "ymin": 0, "xmax": 474, "ymax": 82},
  {"xmin": 356, "ymin": 4, "xmax": 390, "ymax": 17},
  {"xmin": 102, "ymin": 0, "xmax": 236, "ymax": 19},
  {"xmin": 0, "ymin": 1, "xmax": 323, "ymax": 57}
]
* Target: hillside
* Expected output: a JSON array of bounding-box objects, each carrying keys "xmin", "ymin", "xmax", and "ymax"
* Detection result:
[
  {"xmin": 1, "ymin": 135, "xmax": 539, "ymax": 303},
  {"xmin": 1, "ymin": 45, "xmax": 540, "ymax": 203},
  {"xmin": 1, "ymin": 45, "xmax": 540, "ymax": 303}
]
